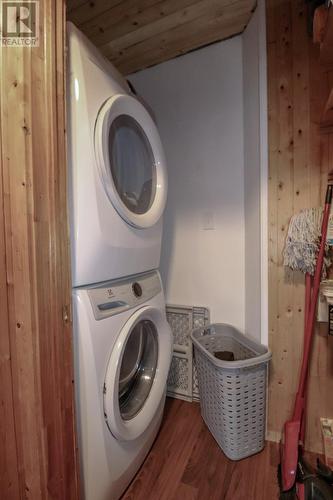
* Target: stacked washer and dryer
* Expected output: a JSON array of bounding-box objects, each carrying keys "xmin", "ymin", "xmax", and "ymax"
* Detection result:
[{"xmin": 67, "ymin": 23, "xmax": 173, "ymax": 500}]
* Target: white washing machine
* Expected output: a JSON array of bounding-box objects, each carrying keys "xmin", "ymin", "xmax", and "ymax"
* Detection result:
[
  {"xmin": 73, "ymin": 270, "xmax": 173, "ymax": 500},
  {"xmin": 67, "ymin": 23, "xmax": 168, "ymax": 287}
]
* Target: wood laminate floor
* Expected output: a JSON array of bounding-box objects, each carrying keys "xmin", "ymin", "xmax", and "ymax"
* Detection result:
[{"xmin": 122, "ymin": 398, "xmax": 281, "ymax": 500}]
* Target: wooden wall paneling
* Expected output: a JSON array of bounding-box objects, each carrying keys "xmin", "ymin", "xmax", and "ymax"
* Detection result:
[
  {"xmin": 101, "ymin": 0, "xmax": 254, "ymax": 57},
  {"xmin": 2, "ymin": 27, "xmax": 45, "ymax": 499},
  {"xmin": 267, "ymin": 0, "xmax": 295, "ymax": 438},
  {"xmin": 67, "ymin": 0, "xmax": 127, "ymax": 26},
  {"xmin": 55, "ymin": 3, "xmax": 80, "ymax": 493},
  {"xmin": 81, "ymin": 0, "xmax": 198, "ymax": 48},
  {"xmin": 0, "ymin": 0, "xmax": 79, "ymax": 497},
  {"xmin": 0, "ymin": 51, "xmax": 20, "ymax": 499},
  {"xmin": 290, "ymin": 0, "xmax": 310, "ymax": 403},
  {"xmin": 67, "ymin": 0, "xmax": 256, "ymax": 73},
  {"xmin": 107, "ymin": 10, "xmax": 252, "ymax": 74},
  {"xmin": 267, "ymin": 0, "xmax": 333, "ymax": 453},
  {"xmin": 309, "ymin": 42, "xmax": 324, "ymax": 205},
  {"xmin": 277, "ymin": 1, "xmax": 295, "ymax": 408}
]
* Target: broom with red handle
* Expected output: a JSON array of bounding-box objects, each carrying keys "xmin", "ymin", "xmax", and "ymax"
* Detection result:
[{"xmin": 281, "ymin": 177, "xmax": 333, "ymax": 493}]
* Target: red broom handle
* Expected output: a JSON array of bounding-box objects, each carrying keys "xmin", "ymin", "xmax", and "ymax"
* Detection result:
[
  {"xmin": 304, "ymin": 273, "xmax": 312, "ymax": 332},
  {"xmin": 299, "ymin": 273, "xmax": 312, "ymax": 445},
  {"xmin": 293, "ymin": 184, "xmax": 333, "ymax": 421}
]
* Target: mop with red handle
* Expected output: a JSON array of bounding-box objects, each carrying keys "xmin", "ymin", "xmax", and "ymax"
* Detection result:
[{"xmin": 279, "ymin": 175, "xmax": 333, "ymax": 499}]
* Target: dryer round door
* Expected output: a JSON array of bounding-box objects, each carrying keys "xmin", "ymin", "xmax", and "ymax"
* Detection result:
[
  {"xmin": 103, "ymin": 306, "xmax": 172, "ymax": 441},
  {"xmin": 94, "ymin": 94, "xmax": 168, "ymax": 229}
]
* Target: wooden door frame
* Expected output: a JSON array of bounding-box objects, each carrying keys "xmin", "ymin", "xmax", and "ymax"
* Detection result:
[{"xmin": 0, "ymin": 1, "xmax": 79, "ymax": 497}]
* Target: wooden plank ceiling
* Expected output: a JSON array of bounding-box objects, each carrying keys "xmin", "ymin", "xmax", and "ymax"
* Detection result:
[{"xmin": 66, "ymin": 0, "xmax": 257, "ymax": 74}]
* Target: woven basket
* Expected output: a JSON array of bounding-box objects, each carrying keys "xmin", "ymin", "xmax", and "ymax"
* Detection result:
[{"xmin": 191, "ymin": 323, "xmax": 272, "ymax": 460}]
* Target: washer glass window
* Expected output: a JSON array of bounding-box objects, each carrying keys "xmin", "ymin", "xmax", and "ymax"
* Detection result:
[
  {"xmin": 108, "ymin": 114, "xmax": 157, "ymax": 215},
  {"xmin": 118, "ymin": 319, "xmax": 158, "ymax": 420}
]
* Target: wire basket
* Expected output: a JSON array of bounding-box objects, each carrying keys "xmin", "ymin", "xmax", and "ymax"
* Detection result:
[{"xmin": 191, "ymin": 323, "xmax": 272, "ymax": 460}]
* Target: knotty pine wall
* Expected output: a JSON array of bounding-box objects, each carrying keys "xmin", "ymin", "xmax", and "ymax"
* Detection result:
[
  {"xmin": 267, "ymin": 0, "xmax": 333, "ymax": 453},
  {"xmin": 0, "ymin": 1, "xmax": 79, "ymax": 497}
]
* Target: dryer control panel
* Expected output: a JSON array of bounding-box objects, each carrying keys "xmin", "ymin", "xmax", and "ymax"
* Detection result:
[{"xmin": 87, "ymin": 271, "xmax": 162, "ymax": 320}]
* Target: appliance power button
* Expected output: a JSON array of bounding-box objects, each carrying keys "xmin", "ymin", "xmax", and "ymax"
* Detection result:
[{"xmin": 132, "ymin": 282, "xmax": 143, "ymax": 298}]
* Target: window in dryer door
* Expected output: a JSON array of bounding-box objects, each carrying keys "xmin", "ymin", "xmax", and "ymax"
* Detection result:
[
  {"xmin": 118, "ymin": 319, "xmax": 158, "ymax": 420},
  {"xmin": 108, "ymin": 115, "xmax": 157, "ymax": 215}
]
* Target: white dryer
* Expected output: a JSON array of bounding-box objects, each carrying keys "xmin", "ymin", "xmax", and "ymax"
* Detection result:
[
  {"xmin": 73, "ymin": 270, "xmax": 173, "ymax": 500},
  {"xmin": 67, "ymin": 23, "xmax": 168, "ymax": 287}
]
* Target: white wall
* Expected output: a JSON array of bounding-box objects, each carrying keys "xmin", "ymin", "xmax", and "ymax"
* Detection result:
[
  {"xmin": 129, "ymin": 37, "xmax": 246, "ymax": 331},
  {"xmin": 243, "ymin": 10, "xmax": 261, "ymax": 340},
  {"xmin": 242, "ymin": 1, "xmax": 268, "ymax": 343}
]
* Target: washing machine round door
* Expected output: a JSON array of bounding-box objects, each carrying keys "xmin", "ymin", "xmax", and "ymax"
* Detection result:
[
  {"xmin": 103, "ymin": 306, "xmax": 172, "ymax": 441},
  {"xmin": 94, "ymin": 94, "xmax": 168, "ymax": 229}
]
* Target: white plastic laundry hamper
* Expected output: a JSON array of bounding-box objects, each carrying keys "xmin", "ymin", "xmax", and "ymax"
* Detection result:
[{"xmin": 191, "ymin": 323, "xmax": 272, "ymax": 461}]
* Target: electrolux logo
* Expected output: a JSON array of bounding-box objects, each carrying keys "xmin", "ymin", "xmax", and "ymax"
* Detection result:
[{"xmin": 0, "ymin": 1, "xmax": 39, "ymax": 47}]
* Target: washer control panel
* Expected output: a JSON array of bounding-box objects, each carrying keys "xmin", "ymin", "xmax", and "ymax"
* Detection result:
[{"xmin": 87, "ymin": 271, "xmax": 162, "ymax": 320}]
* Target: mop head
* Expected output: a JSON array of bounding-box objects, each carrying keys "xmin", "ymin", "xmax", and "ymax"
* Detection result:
[{"xmin": 283, "ymin": 208, "xmax": 331, "ymax": 276}]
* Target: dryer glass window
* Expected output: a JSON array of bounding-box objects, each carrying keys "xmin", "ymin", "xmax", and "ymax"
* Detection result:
[
  {"xmin": 108, "ymin": 115, "xmax": 157, "ymax": 215},
  {"xmin": 119, "ymin": 320, "xmax": 158, "ymax": 420}
]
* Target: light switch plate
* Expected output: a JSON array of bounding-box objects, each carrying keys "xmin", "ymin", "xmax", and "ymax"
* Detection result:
[{"xmin": 202, "ymin": 211, "xmax": 215, "ymax": 230}]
